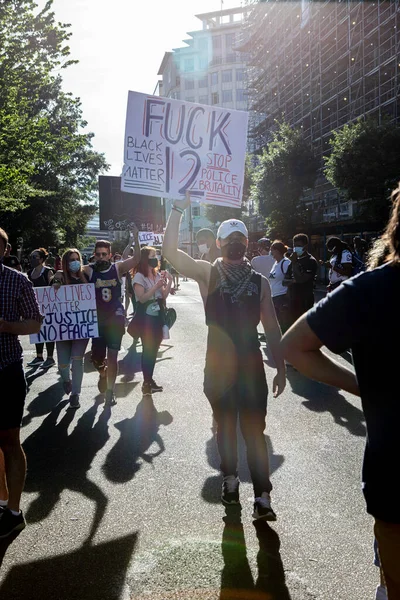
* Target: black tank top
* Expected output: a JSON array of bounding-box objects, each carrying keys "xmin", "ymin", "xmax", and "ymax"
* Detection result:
[
  {"xmin": 28, "ymin": 266, "xmax": 53, "ymax": 287},
  {"xmin": 204, "ymin": 266, "xmax": 264, "ymax": 398}
]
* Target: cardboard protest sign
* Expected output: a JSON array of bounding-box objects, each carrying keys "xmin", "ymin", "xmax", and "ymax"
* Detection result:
[
  {"xmin": 121, "ymin": 91, "xmax": 248, "ymax": 208},
  {"xmin": 153, "ymin": 233, "xmax": 164, "ymax": 246},
  {"xmin": 30, "ymin": 284, "xmax": 99, "ymax": 344},
  {"xmin": 139, "ymin": 231, "xmax": 155, "ymax": 246}
]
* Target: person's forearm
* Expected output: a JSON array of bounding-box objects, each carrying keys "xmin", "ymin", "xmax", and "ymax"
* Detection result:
[
  {"xmin": 288, "ymin": 348, "xmax": 360, "ymax": 396},
  {"xmin": 2, "ymin": 319, "xmax": 42, "ymax": 335},
  {"xmin": 138, "ymin": 286, "xmax": 159, "ymax": 303},
  {"xmin": 162, "ymin": 281, "xmax": 172, "ymax": 300},
  {"xmin": 265, "ymin": 326, "xmax": 285, "ymax": 371},
  {"xmin": 162, "ymin": 209, "xmax": 182, "ymax": 264}
]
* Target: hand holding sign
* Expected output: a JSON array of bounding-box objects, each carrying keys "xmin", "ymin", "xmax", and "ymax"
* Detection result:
[{"xmin": 172, "ymin": 190, "xmax": 192, "ymax": 213}]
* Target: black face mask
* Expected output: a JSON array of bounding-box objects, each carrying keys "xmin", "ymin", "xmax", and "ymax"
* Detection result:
[
  {"xmin": 30, "ymin": 257, "xmax": 40, "ymax": 268},
  {"xmin": 221, "ymin": 242, "xmax": 247, "ymax": 261},
  {"xmin": 148, "ymin": 257, "xmax": 159, "ymax": 268},
  {"xmin": 93, "ymin": 259, "xmax": 111, "ymax": 272}
]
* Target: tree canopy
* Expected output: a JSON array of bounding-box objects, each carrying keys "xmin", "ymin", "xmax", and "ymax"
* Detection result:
[
  {"xmin": 0, "ymin": 0, "xmax": 108, "ymax": 249},
  {"xmin": 324, "ymin": 118, "xmax": 400, "ymax": 224},
  {"xmin": 251, "ymin": 121, "xmax": 319, "ymax": 239}
]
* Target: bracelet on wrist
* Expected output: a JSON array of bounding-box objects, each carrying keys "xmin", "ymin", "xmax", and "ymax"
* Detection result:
[{"xmin": 172, "ymin": 205, "xmax": 184, "ymax": 215}]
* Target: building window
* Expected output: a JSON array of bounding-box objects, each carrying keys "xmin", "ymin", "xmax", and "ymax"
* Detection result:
[
  {"xmin": 225, "ymin": 33, "xmax": 236, "ymax": 49},
  {"xmin": 212, "ymin": 35, "xmax": 222, "ymax": 50},
  {"xmin": 184, "ymin": 58, "xmax": 194, "ymax": 72},
  {"xmin": 192, "ymin": 206, "xmax": 201, "ymax": 217},
  {"xmin": 226, "ymin": 53, "xmax": 236, "ymax": 64},
  {"xmin": 199, "ymin": 95, "xmax": 209, "ymax": 105},
  {"xmin": 176, "ymin": 76, "xmax": 180, "ymax": 87},
  {"xmin": 236, "ymin": 89, "xmax": 246, "ymax": 102},
  {"xmin": 210, "ymin": 72, "xmax": 219, "ymax": 86},
  {"xmin": 236, "ymin": 68, "xmax": 245, "ymax": 82},
  {"xmin": 198, "ymin": 75, "xmax": 208, "ymax": 88},
  {"xmin": 199, "ymin": 56, "xmax": 209, "ymax": 70},
  {"xmin": 198, "ymin": 38, "xmax": 208, "ymax": 51},
  {"xmin": 212, "ymin": 92, "xmax": 219, "ymax": 105},
  {"xmin": 222, "ymin": 69, "xmax": 232, "ymax": 83},
  {"xmin": 222, "ymin": 90, "xmax": 233, "ymax": 103},
  {"xmin": 185, "ymin": 79, "xmax": 195, "ymax": 90},
  {"xmin": 186, "ymin": 97, "xmax": 195, "ymax": 103}
]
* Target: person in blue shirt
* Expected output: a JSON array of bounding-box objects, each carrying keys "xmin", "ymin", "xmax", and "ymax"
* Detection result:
[{"xmin": 281, "ymin": 183, "xmax": 400, "ymax": 600}]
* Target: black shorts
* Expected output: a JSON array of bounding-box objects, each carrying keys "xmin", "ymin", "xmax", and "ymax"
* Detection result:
[
  {"xmin": 0, "ymin": 361, "xmax": 27, "ymax": 430},
  {"xmin": 91, "ymin": 315, "xmax": 125, "ymax": 366}
]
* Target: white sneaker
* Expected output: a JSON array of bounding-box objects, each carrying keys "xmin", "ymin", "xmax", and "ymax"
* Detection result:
[
  {"xmin": 252, "ymin": 492, "xmax": 276, "ymax": 521},
  {"xmin": 375, "ymin": 585, "xmax": 388, "ymax": 600}
]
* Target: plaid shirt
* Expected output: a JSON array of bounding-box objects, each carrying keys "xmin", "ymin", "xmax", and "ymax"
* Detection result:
[{"xmin": 0, "ymin": 264, "xmax": 42, "ymax": 370}]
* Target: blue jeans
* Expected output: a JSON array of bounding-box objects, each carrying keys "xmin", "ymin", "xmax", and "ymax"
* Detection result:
[{"xmin": 56, "ymin": 339, "xmax": 89, "ymax": 395}]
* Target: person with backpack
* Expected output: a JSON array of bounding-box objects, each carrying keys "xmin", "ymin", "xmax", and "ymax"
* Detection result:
[
  {"xmin": 269, "ymin": 241, "xmax": 291, "ymax": 333},
  {"xmin": 321, "ymin": 237, "xmax": 353, "ymax": 292}
]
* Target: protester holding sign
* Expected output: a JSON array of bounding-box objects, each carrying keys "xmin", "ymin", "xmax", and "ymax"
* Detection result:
[
  {"xmin": 84, "ymin": 227, "xmax": 140, "ymax": 408},
  {"xmin": 163, "ymin": 193, "xmax": 286, "ymax": 521},
  {"xmin": 52, "ymin": 249, "xmax": 90, "ymax": 410},
  {"xmin": 27, "ymin": 248, "xmax": 56, "ymax": 370},
  {"xmin": 132, "ymin": 247, "xmax": 173, "ymax": 395}
]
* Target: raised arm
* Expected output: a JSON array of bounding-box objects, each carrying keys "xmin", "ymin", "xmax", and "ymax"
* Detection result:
[
  {"xmin": 162, "ymin": 192, "xmax": 210, "ymax": 283},
  {"xmin": 117, "ymin": 225, "xmax": 140, "ymax": 276}
]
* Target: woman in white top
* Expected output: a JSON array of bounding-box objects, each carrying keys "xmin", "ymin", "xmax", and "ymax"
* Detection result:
[
  {"xmin": 321, "ymin": 237, "xmax": 353, "ymax": 292},
  {"xmin": 132, "ymin": 247, "xmax": 173, "ymax": 395},
  {"xmin": 269, "ymin": 241, "xmax": 291, "ymax": 333}
]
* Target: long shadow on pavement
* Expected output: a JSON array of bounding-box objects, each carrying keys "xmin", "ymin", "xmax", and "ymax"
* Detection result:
[
  {"xmin": 220, "ymin": 507, "xmax": 291, "ymax": 600},
  {"xmin": 0, "ymin": 532, "xmax": 138, "ymax": 600},
  {"xmin": 102, "ymin": 395, "xmax": 173, "ymax": 483},
  {"xmin": 202, "ymin": 420, "xmax": 284, "ymax": 503},
  {"xmin": 23, "ymin": 401, "xmax": 111, "ymax": 543},
  {"xmin": 287, "ymin": 368, "xmax": 366, "ymax": 437},
  {"xmin": 22, "ymin": 381, "xmax": 65, "ymax": 427}
]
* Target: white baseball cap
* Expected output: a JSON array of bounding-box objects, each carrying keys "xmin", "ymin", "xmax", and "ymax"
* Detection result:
[{"xmin": 217, "ymin": 219, "xmax": 248, "ymax": 240}]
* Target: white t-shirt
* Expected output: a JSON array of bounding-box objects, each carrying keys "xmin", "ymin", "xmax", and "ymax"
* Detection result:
[
  {"xmin": 251, "ymin": 254, "xmax": 275, "ymax": 279},
  {"xmin": 269, "ymin": 258, "xmax": 290, "ymax": 297},
  {"xmin": 132, "ymin": 272, "xmax": 163, "ymax": 300},
  {"xmin": 329, "ymin": 249, "xmax": 353, "ymax": 284}
]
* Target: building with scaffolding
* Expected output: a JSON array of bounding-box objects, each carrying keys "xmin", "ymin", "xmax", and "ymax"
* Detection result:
[
  {"xmin": 155, "ymin": 6, "xmax": 253, "ymax": 250},
  {"xmin": 243, "ymin": 0, "xmax": 400, "ymax": 242}
]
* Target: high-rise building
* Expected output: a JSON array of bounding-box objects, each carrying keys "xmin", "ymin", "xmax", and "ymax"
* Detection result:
[
  {"xmin": 243, "ymin": 0, "xmax": 400, "ymax": 238},
  {"xmin": 156, "ymin": 6, "xmax": 250, "ymax": 250}
]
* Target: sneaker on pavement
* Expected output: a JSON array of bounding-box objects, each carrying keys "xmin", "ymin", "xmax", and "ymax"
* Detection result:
[
  {"xmin": 253, "ymin": 492, "xmax": 276, "ymax": 521},
  {"xmin": 40, "ymin": 357, "xmax": 56, "ymax": 369},
  {"xmin": 104, "ymin": 389, "xmax": 117, "ymax": 407},
  {"xmin": 221, "ymin": 475, "xmax": 240, "ymax": 505},
  {"xmin": 98, "ymin": 368, "xmax": 108, "ymax": 394},
  {"xmin": 68, "ymin": 394, "xmax": 80, "ymax": 410},
  {"xmin": 63, "ymin": 381, "xmax": 72, "ymax": 395},
  {"xmin": 27, "ymin": 357, "xmax": 44, "ymax": 367},
  {"xmin": 150, "ymin": 379, "xmax": 163, "ymax": 393},
  {"xmin": 375, "ymin": 585, "xmax": 388, "ymax": 600},
  {"xmin": 142, "ymin": 382, "xmax": 152, "ymax": 396},
  {"xmin": 0, "ymin": 509, "xmax": 26, "ymax": 538}
]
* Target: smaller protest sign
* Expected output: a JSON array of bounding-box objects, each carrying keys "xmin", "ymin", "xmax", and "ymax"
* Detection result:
[
  {"xmin": 139, "ymin": 231, "xmax": 155, "ymax": 246},
  {"xmin": 153, "ymin": 233, "xmax": 164, "ymax": 246},
  {"xmin": 30, "ymin": 284, "xmax": 99, "ymax": 344}
]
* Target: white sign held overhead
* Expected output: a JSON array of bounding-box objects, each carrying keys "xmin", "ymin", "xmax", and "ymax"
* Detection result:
[
  {"xmin": 30, "ymin": 284, "xmax": 99, "ymax": 344},
  {"xmin": 121, "ymin": 91, "xmax": 248, "ymax": 209}
]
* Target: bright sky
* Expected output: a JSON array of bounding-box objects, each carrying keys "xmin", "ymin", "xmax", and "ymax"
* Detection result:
[{"xmin": 49, "ymin": 0, "xmax": 242, "ymax": 175}]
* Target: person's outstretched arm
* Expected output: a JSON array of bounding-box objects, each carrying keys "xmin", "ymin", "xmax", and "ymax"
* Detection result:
[
  {"xmin": 118, "ymin": 225, "xmax": 140, "ymax": 276},
  {"xmin": 260, "ymin": 278, "xmax": 286, "ymax": 397},
  {"xmin": 162, "ymin": 192, "xmax": 210, "ymax": 283}
]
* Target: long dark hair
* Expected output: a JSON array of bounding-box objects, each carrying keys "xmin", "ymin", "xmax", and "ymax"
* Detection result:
[
  {"xmin": 134, "ymin": 246, "xmax": 158, "ymax": 277},
  {"xmin": 382, "ymin": 183, "xmax": 400, "ymax": 265},
  {"xmin": 327, "ymin": 237, "xmax": 350, "ymax": 264}
]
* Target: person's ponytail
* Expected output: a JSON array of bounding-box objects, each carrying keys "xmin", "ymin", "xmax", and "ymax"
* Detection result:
[{"xmin": 383, "ymin": 183, "xmax": 400, "ymax": 265}]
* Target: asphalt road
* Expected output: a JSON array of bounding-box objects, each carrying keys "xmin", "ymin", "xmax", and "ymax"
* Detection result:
[{"xmin": 0, "ymin": 281, "xmax": 376, "ymax": 600}]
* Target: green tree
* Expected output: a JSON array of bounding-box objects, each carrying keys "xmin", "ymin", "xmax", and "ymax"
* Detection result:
[
  {"xmin": 324, "ymin": 118, "xmax": 400, "ymax": 224},
  {"xmin": 251, "ymin": 121, "xmax": 319, "ymax": 239},
  {"xmin": 0, "ymin": 0, "xmax": 108, "ymax": 248}
]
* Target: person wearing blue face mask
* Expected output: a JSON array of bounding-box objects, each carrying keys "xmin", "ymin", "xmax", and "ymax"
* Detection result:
[
  {"xmin": 284, "ymin": 233, "xmax": 318, "ymax": 328},
  {"xmin": 51, "ymin": 249, "xmax": 89, "ymax": 409}
]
